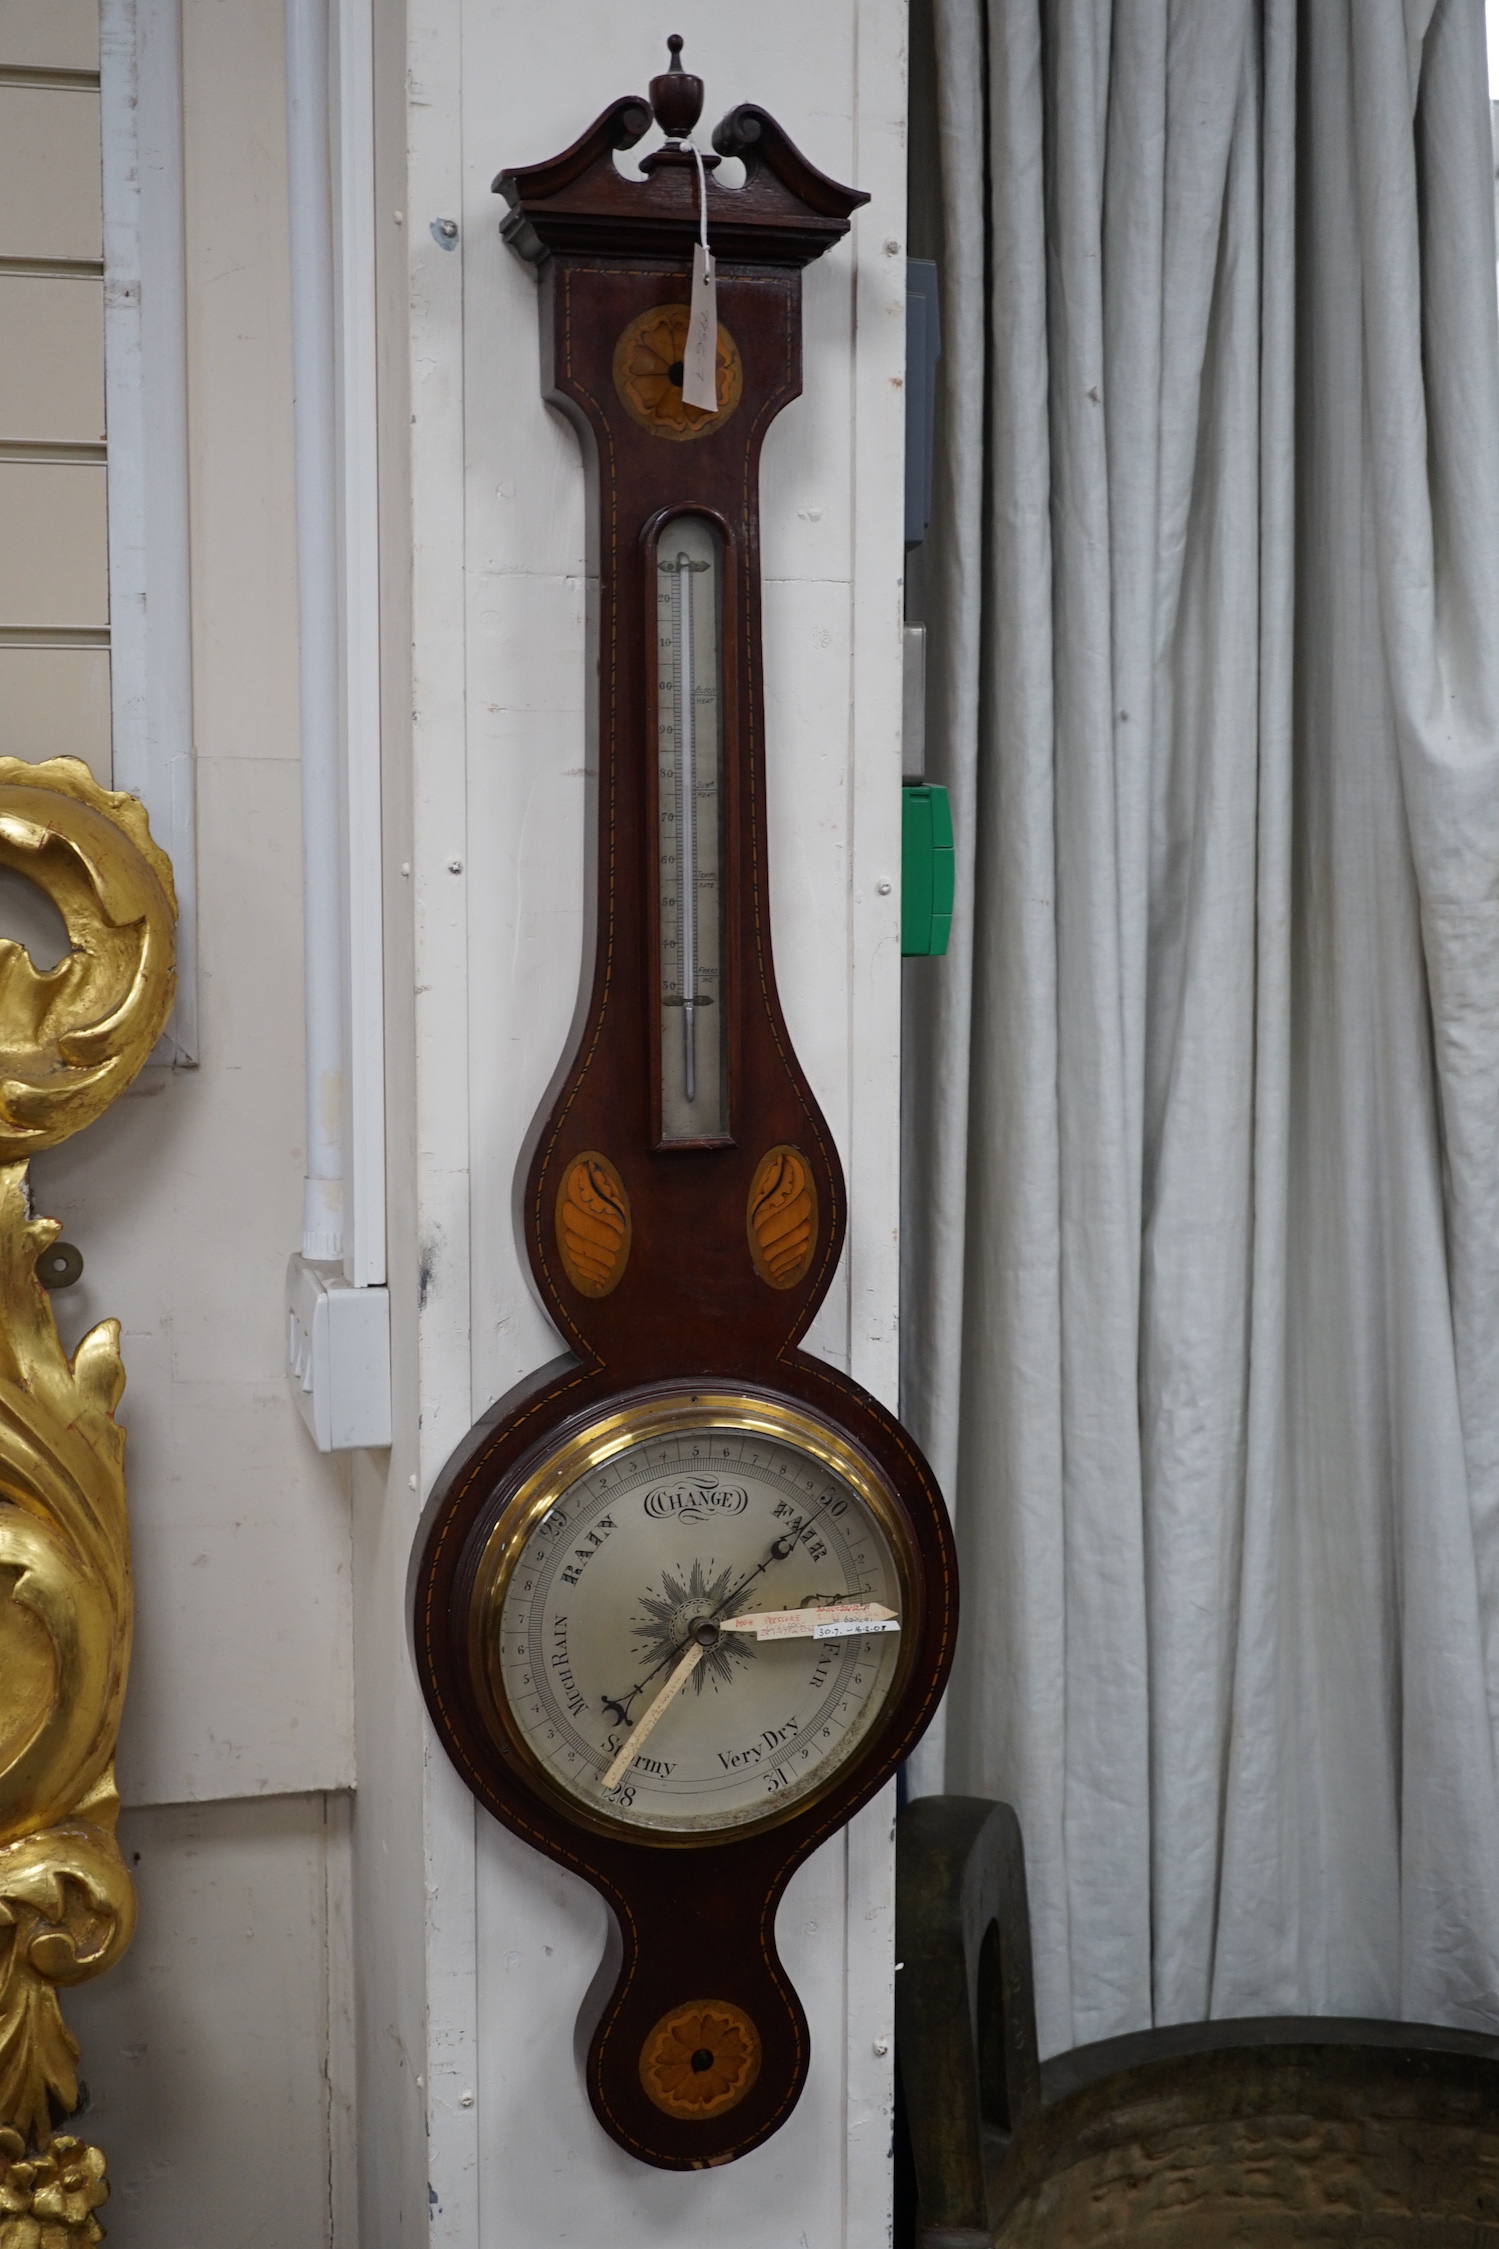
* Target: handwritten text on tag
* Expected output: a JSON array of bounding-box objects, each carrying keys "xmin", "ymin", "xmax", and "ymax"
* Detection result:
[{"xmin": 682, "ymin": 242, "xmax": 718, "ymax": 414}]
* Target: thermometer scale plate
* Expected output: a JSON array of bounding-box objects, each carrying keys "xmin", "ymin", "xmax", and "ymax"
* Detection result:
[{"xmin": 655, "ymin": 516, "xmax": 727, "ymax": 1142}]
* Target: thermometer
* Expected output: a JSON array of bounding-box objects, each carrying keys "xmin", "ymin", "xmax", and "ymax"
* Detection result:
[{"xmin": 656, "ymin": 518, "xmax": 725, "ymax": 1140}]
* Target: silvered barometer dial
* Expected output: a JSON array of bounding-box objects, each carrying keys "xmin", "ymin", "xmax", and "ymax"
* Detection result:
[{"xmin": 471, "ymin": 1396, "xmax": 911, "ymax": 1839}]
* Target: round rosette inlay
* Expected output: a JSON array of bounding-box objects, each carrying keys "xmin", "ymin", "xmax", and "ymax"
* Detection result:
[
  {"xmin": 638, "ymin": 1997, "xmax": 762, "ymax": 2120},
  {"xmin": 612, "ymin": 305, "xmax": 743, "ymax": 440}
]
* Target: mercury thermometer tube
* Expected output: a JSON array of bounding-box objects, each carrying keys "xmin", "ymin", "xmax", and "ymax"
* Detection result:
[
  {"xmin": 673, "ymin": 548, "xmax": 699, "ymax": 1103},
  {"xmin": 656, "ymin": 516, "xmax": 725, "ymax": 1141}
]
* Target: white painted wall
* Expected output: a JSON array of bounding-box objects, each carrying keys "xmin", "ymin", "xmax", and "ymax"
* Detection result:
[
  {"xmin": 11, "ymin": 4, "xmax": 356, "ymax": 2240},
  {"xmin": 3, "ymin": 1, "xmax": 909, "ymax": 2239},
  {"xmin": 34, "ymin": 0, "xmax": 356, "ymax": 1818},
  {"xmin": 349, "ymin": 3, "xmax": 912, "ymax": 2243},
  {"xmin": 66, "ymin": 1793, "xmax": 356, "ymax": 2242}
]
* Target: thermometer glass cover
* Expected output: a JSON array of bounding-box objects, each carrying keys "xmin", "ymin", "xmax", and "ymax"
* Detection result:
[{"xmin": 655, "ymin": 515, "xmax": 727, "ymax": 1142}]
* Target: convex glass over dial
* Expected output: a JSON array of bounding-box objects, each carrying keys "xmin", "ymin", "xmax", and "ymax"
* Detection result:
[{"xmin": 469, "ymin": 1395, "xmax": 912, "ymax": 1839}]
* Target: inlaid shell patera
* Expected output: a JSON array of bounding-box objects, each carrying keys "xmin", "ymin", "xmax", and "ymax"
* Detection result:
[
  {"xmin": 556, "ymin": 1152, "xmax": 632, "ymax": 1297},
  {"xmin": 612, "ymin": 304, "xmax": 743, "ymax": 440},
  {"xmin": 746, "ymin": 1144, "xmax": 817, "ymax": 1290},
  {"xmin": 638, "ymin": 1998, "xmax": 762, "ymax": 2121}
]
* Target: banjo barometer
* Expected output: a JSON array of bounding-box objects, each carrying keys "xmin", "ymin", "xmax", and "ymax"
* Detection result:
[{"xmin": 414, "ymin": 39, "xmax": 957, "ymax": 2171}]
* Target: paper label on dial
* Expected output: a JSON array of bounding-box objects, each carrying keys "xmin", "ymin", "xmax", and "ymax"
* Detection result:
[
  {"xmin": 682, "ymin": 245, "xmax": 718, "ymax": 413},
  {"xmin": 721, "ymin": 1602, "xmax": 899, "ymax": 1641}
]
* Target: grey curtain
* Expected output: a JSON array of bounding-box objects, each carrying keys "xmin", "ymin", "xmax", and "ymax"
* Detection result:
[{"xmin": 903, "ymin": 0, "xmax": 1499, "ymax": 2058}]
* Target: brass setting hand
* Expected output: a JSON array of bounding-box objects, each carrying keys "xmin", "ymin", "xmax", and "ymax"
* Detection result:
[
  {"xmin": 602, "ymin": 1640, "xmax": 705, "ymax": 1790},
  {"xmin": 597, "ymin": 1495, "xmax": 863, "ymax": 1730},
  {"xmin": 600, "ymin": 1602, "xmax": 899, "ymax": 1793}
]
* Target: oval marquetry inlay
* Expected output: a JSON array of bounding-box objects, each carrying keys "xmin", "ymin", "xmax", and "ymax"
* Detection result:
[
  {"xmin": 746, "ymin": 1145, "xmax": 816, "ymax": 1290},
  {"xmin": 638, "ymin": 1998, "xmax": 762, "ymax": 2121},
  {"xmin": 556, "ymin": 1152, "xmax": 631, "ymax": 1297},
  {"xmin": 612, "ymin": 304, "xmax": 743, "ymax": 441}
]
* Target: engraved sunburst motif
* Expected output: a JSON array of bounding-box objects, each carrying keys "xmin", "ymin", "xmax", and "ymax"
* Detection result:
[{"xmin": 634, "ymin": 1560, "xmax": 756, "ymax": 1693}]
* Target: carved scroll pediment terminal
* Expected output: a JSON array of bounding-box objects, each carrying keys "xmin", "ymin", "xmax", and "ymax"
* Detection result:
[{"xmin": 494, "ymin": 36, "xmax": 868, "ymax": 271}]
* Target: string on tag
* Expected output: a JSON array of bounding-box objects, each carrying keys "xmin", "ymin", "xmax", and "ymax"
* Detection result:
[{"xmin": 681, "ymin": 142, "xmax": 718, "ymax": 414}]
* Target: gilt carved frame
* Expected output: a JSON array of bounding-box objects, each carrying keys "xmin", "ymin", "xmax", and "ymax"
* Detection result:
[{"xmin": 0, "ymin": 758, "xmax": 176, "ymax": 2246}]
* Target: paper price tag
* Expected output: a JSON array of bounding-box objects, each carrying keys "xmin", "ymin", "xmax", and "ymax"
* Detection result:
[
  {"xmin": 681, "ymin": 143, "xmax": 718, "ymax": 416},
  {"xmin": 682, "ymin": 241, "xmax": 718, "ymax": 413}
]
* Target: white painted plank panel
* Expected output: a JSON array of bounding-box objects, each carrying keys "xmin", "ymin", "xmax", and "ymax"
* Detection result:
[
  {"xmin": 760, "ymin": 254, "xmax": 858, "ymax": 588},
  {"xmin": 31, "ymin": 751, "xmax": 355, "ymax": 1807},
  {"xmin": 406, "ymin": 0, "xmax": 485, "ymax": 2237},
  {"xmin": 474, "ymin": 1811, "xmax": 853, "ymax": 2248},
  {"xmin": 0, "ymin": 275, "xmax": 105, "ymax": 441},
  {"xmin": 104, "ymin": 0, "xmax": 198, "ymax": 1060},
  {"xmin": 841, "ymin": 21, "xmax": 910, "ymax": 2231},
  {"xmin": 180, "ymin": 0, "xmax": 298, "ymax": 767},
  {"xmin": 762, "ymin": 570, "xmax": 855, "ymax": 1376},
  {"xmin": 0, "ymin": 86, "xmax": 102, "ymax": 263},
  {"xmin": 0, "ymin": 645, "xmax": 111, "ymax": 773},
  {"xmin": 465, "ymin": 563, "xmax": 588, "ymax": 1404},
  {"xmin": 0, "ymin": 460, "xmax": 107, "ymax": 624},
  {"xmin": 64, "ymin": 1793, "xmax": 348, "ymax": 2248},
  {"xmin": 0, "ymin": 1, "xmax": 99, "ymax": 71}
]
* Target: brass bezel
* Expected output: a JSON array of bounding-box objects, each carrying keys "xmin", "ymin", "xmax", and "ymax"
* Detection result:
[{"xmin": 464, "ymin": 1389, "xmax": 920, "ymax": 1847}]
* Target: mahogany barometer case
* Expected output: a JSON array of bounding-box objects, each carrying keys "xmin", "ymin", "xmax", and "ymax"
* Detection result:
[{"xmin": 412, "ymin": 41, "xmax": 958, "ymax": 2171}]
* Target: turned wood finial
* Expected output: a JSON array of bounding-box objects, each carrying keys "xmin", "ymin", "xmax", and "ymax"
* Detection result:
[{"xmin": 650, "ymin": 33, "xmax": 703, "ymax": 142}]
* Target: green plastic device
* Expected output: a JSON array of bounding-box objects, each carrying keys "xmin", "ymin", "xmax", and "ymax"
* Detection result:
[{"xmin": 901, "ymin": 784, "xmax": 954, "ymax": 957}]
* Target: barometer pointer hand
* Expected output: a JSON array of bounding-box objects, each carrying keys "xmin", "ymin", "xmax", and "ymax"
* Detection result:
[
  {"xmin": 601, "ymin": 1637, "xmax": 706, "ymax": 1790},
  {"xmin": 599, "ymin": 1626, "xmax": 708, "ymax": 1729},
  {"xmin": 698, "ymin": 1492, "xmax": 845, "ymax": 1631},
  {"xmin": 718, "ymin": 1601, "xmax": 899, "ymax": 1640},
  {"xmin": 598, "ymin": 1494, "xmax": 850, "ymax": 1726}
]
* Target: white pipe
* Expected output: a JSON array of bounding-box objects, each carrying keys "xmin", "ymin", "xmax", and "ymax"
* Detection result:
[
  {"xmin": 331, "ymin": 0, "xmax": 386, "ymax": 1287},
  {"xmin": 285, "ymin": 0, "xmax": 344, "ymax": 1260}
]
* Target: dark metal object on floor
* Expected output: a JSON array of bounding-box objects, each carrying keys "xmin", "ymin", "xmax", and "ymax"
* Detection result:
[{"xmin": 896, "ymin": 1796, "xmax": 1499, "ymax": 2245}]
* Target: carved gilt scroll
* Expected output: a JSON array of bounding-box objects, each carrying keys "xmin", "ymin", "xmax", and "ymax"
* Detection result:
[{"xmin": 0, "ymin": 758, "xmax": 175, "ymax": 2246}]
